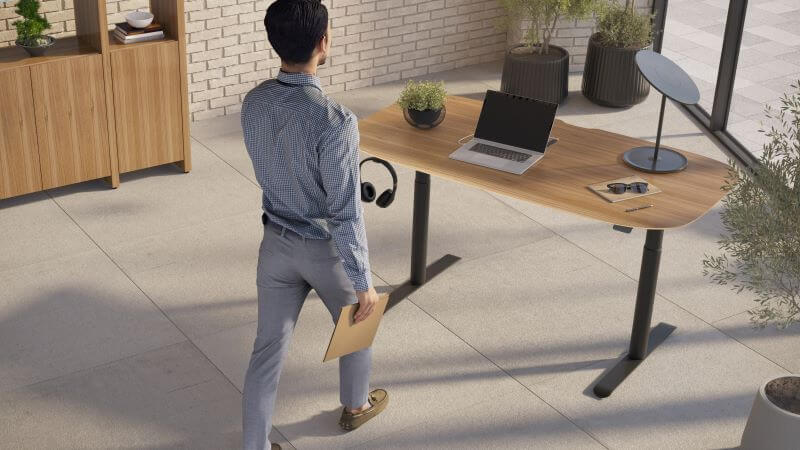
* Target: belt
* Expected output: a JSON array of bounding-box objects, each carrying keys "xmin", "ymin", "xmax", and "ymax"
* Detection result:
[{"xmin": 261, "ymin": 213, "xmax": 305, "ymax": 240}]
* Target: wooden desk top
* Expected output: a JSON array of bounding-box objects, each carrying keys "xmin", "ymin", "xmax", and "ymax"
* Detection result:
[{"xmin": 358, "ymin": 96, "xmax": 729, "ymax": 229}]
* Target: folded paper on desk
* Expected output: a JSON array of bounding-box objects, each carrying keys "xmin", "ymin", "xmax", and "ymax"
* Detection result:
[
  {"xmin": 323, "ymin": 294, "xmax": 389, "ymax": 362},
  {"xmin": 588, "ymin": 176, "xmax": 661, "ymax": 203}
]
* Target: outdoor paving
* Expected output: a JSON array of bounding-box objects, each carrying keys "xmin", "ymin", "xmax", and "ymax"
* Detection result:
[
  {"xmin": 663, "ymin": 0, "xmax": 800, "ymax": 155},
  {"xmin": 1, "ymin": 62, "xmax": 798, "ymax": 449}
]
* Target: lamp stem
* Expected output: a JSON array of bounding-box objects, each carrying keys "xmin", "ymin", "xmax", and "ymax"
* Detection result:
[{"xmin": 653, "ymin": 94, "xmax": 667, "ymax": 164}]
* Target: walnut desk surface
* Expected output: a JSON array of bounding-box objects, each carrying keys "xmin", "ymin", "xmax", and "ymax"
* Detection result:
[{"xmin": 358, "ymin": 95, "xmax": 729, "ymax": 230}]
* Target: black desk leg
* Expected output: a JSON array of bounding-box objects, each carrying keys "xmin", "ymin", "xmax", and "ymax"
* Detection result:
[
  {"xmin": 593, "ymin": 229, "xmax": 677, "ymax": 398},
  {"xmin": 387, "ymin": 171, "xmax": 460, "ymax": 311}
]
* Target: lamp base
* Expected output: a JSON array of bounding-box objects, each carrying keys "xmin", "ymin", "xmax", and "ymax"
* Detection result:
[{"xmin": 623, "ymin": 147, "xmax": 688, "ymax": 173}]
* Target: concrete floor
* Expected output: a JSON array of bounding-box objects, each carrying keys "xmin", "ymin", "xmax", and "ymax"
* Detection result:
[{"xmin": 1, "ymin": 62, "xmax": 798, "ymax": 449}]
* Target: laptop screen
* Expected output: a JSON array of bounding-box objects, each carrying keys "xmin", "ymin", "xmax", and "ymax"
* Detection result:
[{"xmin": 474, "ymin": 90, "xmax": 557, "ymax": 152}]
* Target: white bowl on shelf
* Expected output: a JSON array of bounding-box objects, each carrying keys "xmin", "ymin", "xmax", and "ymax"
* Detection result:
[{"xmin": 126, "ymin": 11, "xmax": 154, "ymax": 28}]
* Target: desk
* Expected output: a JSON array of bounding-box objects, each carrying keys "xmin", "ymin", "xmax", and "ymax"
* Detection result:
[{"xmin": 359, "ymin": 96, "xmax": 729, "ymax": 397}]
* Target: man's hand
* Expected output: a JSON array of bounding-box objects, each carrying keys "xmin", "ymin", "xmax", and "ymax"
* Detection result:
[{"xmin": 354, "ymin": 286, "xmax": 379, "ymax": 323}]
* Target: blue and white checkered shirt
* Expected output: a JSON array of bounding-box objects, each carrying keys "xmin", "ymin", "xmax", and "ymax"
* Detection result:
[{"xmin": 241, "ymin": 70, "xmax": 372, "ymax": 292}]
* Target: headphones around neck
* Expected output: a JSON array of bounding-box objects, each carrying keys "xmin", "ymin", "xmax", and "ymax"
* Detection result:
[{"xmin": 359, "ymin": 157, "xmax": 397, "ymax": 208}]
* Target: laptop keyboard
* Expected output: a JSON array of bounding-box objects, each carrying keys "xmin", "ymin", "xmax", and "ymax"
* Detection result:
[{"xmin": 468, "ymin": 143, "xmax": 532, "ymax": 162}]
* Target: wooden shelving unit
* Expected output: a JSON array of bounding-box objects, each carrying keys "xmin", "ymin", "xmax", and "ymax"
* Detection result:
[{"xmin": 0, "ymin": 0, "xmax": 191, "ymax": 200}]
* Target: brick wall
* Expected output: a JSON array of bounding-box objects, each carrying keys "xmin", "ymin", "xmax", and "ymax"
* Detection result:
[
  {"xmin": 513, "ymin": 0, "xmax": 654, "ymax": 72},
  {"xmin": 0, "ymin": 1, "xmax": 651, "ymax": 121}
]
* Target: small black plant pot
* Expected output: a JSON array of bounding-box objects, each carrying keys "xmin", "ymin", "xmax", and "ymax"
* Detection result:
[
  {"xmin": 404, "ymin": 107, "xmax": 445, "ymax": 129},
  {"xmin": 500, "ymin": 44, "xmax": 569, "ymax": 104},
  {"xmin": 582, "ymin": 33, "xmax": 651, "ymax": 107},
  {"xmin": 16, "ymin": 35, "xmax": 56, "ymax": 57}
]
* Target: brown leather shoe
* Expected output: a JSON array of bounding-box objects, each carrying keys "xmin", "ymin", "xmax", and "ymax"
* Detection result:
[
  {"xmin": 338, "ymin": 389, "xmax": 389, "ymax": 431},
  {"xmin": 271, "ymin": 444, "xmax": 281, "ymax": 450}
]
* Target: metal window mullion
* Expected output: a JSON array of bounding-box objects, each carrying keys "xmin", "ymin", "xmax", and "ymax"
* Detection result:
[
  {"xmin": 710, "ymin": 0, "xmax": 748, "ymax": 131},
  {"xmin": 651, "ymin": 0, "xmax": 668, "ymax": 54}
]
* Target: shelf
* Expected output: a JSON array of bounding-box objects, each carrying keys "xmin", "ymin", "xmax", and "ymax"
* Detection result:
[
  {"xmin": 0, "ymin": 36, "xmax": 100, "ymax": 72},
  {"xmin": 108, "ymin": 31, "xmax": 178, "ymax": 52}
]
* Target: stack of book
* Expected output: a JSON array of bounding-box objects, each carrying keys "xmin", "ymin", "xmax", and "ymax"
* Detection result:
[{"xmin": 113, "ymin": 22, "xmax": 165, "ymax": 44}]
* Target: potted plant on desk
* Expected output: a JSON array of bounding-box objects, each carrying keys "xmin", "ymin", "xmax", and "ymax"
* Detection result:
[
  {"xmin": 703, "ymin": 81, "xmax": 800, "ymax": 450},
  {"xmin": 398, "ymin": 80, "xmax": 447, "ymax": 129},
  {"xmin": 498, "ymin": 0, "xmax": 599, "ymax": 104},
  {"xmin": 13, "ymin": 0, "xmax": 54, "ymax": 57},
  {"xmin": 582, "ymin": 0, "xmax": 652, "ymax": 107}
]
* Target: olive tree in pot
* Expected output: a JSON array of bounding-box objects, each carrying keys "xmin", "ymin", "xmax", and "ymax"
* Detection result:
[
  {"xmin": 703, "ymin": 82, "xmax": 800, "ymax": 450},
  {"xmin": 13, "ymin": 0, "xmax": 54, "ymax": 57},
  {"xmin": 398, "ymin": 80, "xmax": 447, "ymax": 129},
  {"xmin": 498, "ymin": 0, "xmax": 599, "ymax": 104},
  {"xmin": 582, "ymin": 0, "xmax": 652, "ymax": 107}
]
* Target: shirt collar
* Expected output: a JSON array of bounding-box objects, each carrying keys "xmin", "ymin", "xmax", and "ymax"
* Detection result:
[{"xmin": 277, "ymin": 70, "xmax": 322, "ymax": 91}]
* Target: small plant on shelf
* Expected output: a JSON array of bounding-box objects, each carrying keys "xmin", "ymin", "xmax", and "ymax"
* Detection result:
[
  {"xmin": 703, "ymin": 80, "xmax": 800, "ymax": 329},
  {"xmin": 397, "ymin": 80, "xmax": 447, "ymax": 129},
  {"xmin": 13, "ymin": 0, "xmax": 54, "ymax": 57}
]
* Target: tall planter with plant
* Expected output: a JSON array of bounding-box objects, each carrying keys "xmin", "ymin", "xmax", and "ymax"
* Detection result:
[
  {"xmin": 703, "ymin": 82, "xmax": 800, "ymax": 449},
  {"xmin": 582, "ymin": 0, "xmax": 652, "ymax": 107},
  {"xmin": 498, "ymin": 0, "xmax": 599, "ymax": 104},
  {"xmin": 13, "ymin": 0, "xmax": 54, "ymax": 57}
]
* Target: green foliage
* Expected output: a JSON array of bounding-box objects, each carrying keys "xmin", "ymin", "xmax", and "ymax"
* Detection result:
[
  {"xmin": 703, "ymin": 80, "xmax": 800, "ymax": 329},
  {"xmin": 13, "ymin": 0, "xmax": 51, "ymax": 46},
  {"xmin": 594, "ymin": 0, "xmax": 652, "ymax": 48},
  {"xmin": 397, "ymin": 80, "xmax": 447, "ymax": 111},
  {"xmin": 498, "ymin": 0, "xmax": 601, "ymax": 55}
]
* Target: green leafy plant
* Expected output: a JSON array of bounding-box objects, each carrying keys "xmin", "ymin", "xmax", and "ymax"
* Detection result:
[
  {"xmin": 13, "ymin": 0, "xmax": 51, "ymax": 46},
  {"xmin": 497, "ymin": 0, "xmax": 600, "ymax": 55},
  {"xmin": 703, "ymin": 80, "xmax": 800, "ymax": 329},
  {"xmin": 594, "ymin": 0, "xmax": 652, "ymax": 48},
  {"xmin": 397, "ymin": 80, "xmax": 447, "ymax": 111}
]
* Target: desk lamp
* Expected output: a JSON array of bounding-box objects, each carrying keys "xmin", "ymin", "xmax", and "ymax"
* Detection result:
[{"xmin": 623, "ymin": 50, "xmax": 700, "ymax": 173}]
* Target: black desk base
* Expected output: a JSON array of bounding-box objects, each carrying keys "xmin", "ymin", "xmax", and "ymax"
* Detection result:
[
  {"xmin": 593, "ymin": 229, "xmax": 676, "ymax": 398},
  {"xmin": 389, "ymin": 171, "xmax": 675, "ymax": 398}
]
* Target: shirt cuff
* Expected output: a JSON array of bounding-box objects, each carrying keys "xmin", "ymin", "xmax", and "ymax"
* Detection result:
[{"xmin": 350, "ymin": 271, "xmax": 372, "ymax": 292}]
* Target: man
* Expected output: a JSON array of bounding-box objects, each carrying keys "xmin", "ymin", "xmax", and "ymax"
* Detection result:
[{"xmin": 240, "ymin": 1, "xmax": 388, "ymax": 449}]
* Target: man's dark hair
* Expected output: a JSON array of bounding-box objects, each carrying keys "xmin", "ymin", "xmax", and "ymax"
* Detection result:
[{"xmin": 265, "ymin": 0, "xmax": 329, "ymax": 64}]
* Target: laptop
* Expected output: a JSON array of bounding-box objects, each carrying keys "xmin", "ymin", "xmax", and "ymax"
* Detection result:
[{"xmin": 449, "ymin": 90, "xmax": 558, "ymax": 175}]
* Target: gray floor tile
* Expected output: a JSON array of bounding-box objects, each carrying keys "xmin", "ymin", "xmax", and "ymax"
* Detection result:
[
  {"xmin": 193, "ymin": 134, "xmax": 258, "ymax": 184},
  {"xmin": 361, "ymin": 171, "xmax": 554, "ymax": 287},
  {"xmin": 352, "ymin": 389, "xmax": 605, "ymax": 450},
  {"xmin": 106, "ymin": 211, "xmax": 262, "ymax": 339},
  {"xmin": 48, "ymin": 145, "xmax": 261, "ymax": 249},
  {"xmin": 193, "ymin": 294, "xmax": 526, "ymax": 449},
  {"xmin": 0, "ymin": 249, "xmax": 185, "ymax": 393},
  {"xmin": 0, "ymin": 192, "xmax": 95, "ymax": 274},
  {"xmin": 716, "ymin": 312, "xmax": 800, "ymax": 373},
  {"xmin": 0, "ymin": 341, "xmax": 293, "ymax": 449}
]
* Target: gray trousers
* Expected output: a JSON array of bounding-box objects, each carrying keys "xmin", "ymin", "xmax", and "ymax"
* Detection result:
[{"xmin": 242, "ymin": 222, "xmax": 372, "ymax": 450}]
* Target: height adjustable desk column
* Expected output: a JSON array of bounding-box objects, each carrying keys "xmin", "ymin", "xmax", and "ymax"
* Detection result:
[{"xmin": 359, "ymin": 96, "xmax": 728, "ymax": 397}]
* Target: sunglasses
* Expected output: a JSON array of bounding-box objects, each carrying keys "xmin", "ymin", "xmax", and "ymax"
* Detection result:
[{"xmin": 607, "ymin": 182, "xmax": 649, "ymax": 194}]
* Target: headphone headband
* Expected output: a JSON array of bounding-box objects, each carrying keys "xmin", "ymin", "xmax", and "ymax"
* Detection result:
[{"xmin": 359, "ymin": 157, "xmax": 397, "ymax": 191}]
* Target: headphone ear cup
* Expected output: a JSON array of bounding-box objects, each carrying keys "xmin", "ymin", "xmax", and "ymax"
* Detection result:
[
  {"xmin": 376, "ymin": 189, "xmax": 394, "ymax": 208},
  {"xmin": 361, "ymin": 182, "xmax": 376, "ymax": 203}
]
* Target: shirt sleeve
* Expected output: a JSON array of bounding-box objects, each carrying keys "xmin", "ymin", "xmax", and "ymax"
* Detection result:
[{"xmin": 318, "ymin": 113, "xmax": 372, "ymax": 292}]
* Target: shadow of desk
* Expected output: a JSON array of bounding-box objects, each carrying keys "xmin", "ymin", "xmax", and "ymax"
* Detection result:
[{"xmin": 359, "ymin": 95, "xmax": 729, "ymax": 398}]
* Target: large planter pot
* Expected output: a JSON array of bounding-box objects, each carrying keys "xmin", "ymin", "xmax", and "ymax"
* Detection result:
[
  {"xmin": 500, "ymin": 44, "xmax": 569, "ymax": 105},
  {"xmin": 15, "ymin": 35, "xmax": 56, "ymax": 57},
  {"xmin": 582, "ymin": 33, "xmax": 650, "ymax": 107},
  {"xmin": 740, "ymin": 375, "xmax": 800, "ymax": 450}
]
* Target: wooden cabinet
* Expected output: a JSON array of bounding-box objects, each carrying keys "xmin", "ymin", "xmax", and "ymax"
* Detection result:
[
  {"xmin": 31, "ymin": 55, "xmax": 111, "ymax": 189},
  {"xmin": 0, "ymin": 0, "xmax": 190, "ymax": 201},
  {"xmin": 111, "ymin": 41, "xmax": 184, "ymax": 173},
  {"xmin": 0, "ymin": 67, "xmax": 41, "ymax": 200}
]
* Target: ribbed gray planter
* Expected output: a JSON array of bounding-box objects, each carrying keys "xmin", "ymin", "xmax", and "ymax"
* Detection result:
[
  {"xmin": 500, "ymin": 44, "xmax": 569, "ymax": 104},
  {"xmin": 582, "ymin": 33, "xmax": 650, "ymax": 107}
]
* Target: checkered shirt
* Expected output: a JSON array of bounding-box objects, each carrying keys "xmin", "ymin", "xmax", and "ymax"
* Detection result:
[{"xmin": 241, "ymin": 70, "xmax": 372, "ymax": 292}]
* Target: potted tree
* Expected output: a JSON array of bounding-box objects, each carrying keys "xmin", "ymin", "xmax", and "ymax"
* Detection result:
[
  {"xmin": 13, "ymin": 0, "xmax": 54, "ymax": 57},
  {"xmin": 703, "ymin": 81, "xmax": 800, "ymax": 449},
  {"xmin": 582, "ymin": 0, "xmax": 652, "ymax": 107},
  {"xmin": 397, "ymin": 80, "xmax": 447, "ymax": 129},
  {"xmin": 498, "ymin": 0, "xmax": 599, "ymax": 104}
]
